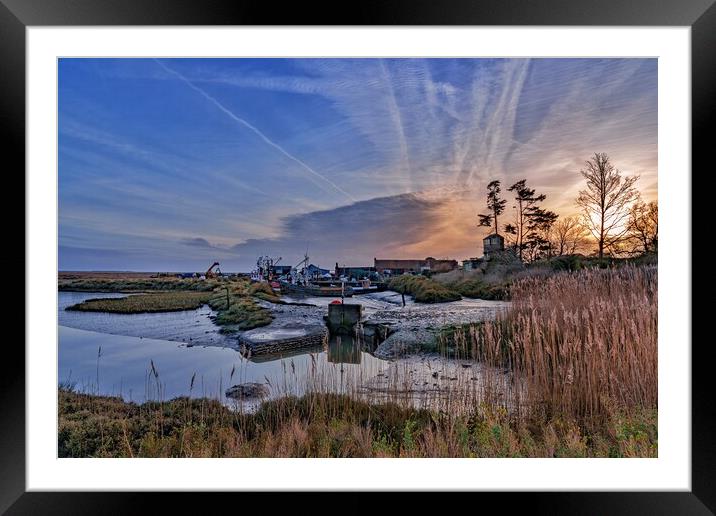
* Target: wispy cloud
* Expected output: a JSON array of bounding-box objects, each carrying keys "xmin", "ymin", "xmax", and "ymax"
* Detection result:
[
  {"xmin": 59, "ymin": 58, "xmax": 657, "ymax": 271},
  {"xmin": 153, "ymin": 59, "xmax": 356, "ymax": 203}
]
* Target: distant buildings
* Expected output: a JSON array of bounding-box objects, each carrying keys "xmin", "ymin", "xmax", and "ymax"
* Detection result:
[
  {"xmin": 334, "ymin": 263, "xmax": 377, "ymax": 279},
  {"xmin": 373, "ymin": 257, "xmax": 458, "ymax": 275},
  {"xmin": 462, "ymin": 257, "xmax": 483, "ymax": 271},
  {"xmin": 305, "ymin": 264, "xmax": 331, "ymax": 277}
]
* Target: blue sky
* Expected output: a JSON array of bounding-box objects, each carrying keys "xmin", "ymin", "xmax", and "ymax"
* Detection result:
[{"xmin": 59, "ymin": 58, "xmax": 657, "ymax": 271}]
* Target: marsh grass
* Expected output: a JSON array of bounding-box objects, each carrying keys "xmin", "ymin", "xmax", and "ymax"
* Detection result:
[
  {"xmin": 66, "ymin": 291, "xmax": 213, "ymax": 313},
  {"xmin": 207, "ymin": 287, "xmax": 274, "ymax": 330},
  {"xmin": 211, "ymin": 298, "xmax": 274, "ymax": 329},
  {"xmin": 58, "ymin": 265, "xmax": 658, "ymax": 457},
  {"xmin": 58, "ymin": 277, "xmax": 218, "ymax": 292},
  {"xmin": 65, "ymin": 277, "xmax": 275, "ymax": 331},
  {"xmin": 58, "ymin": 387, "xmax": 656, "ymax": 458},
  {"xmin": 430, "ymin": 269, "xmax": 509, "ymax": 300}
]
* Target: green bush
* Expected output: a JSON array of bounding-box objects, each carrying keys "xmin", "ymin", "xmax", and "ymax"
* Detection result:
[
  {"xmin": 387, "ymin": 275, "xmax": 461, "ymax": 303},
  {"xmin": 436, "ymin": 278, "xmax": 509, "ymax": 300}
]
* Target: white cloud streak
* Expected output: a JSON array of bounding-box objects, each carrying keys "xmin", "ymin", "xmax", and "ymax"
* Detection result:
[
  {"xmin": 153, "ymin": 59, "xmax": 356, "ymax": 203},
  {"xmin": 60, "ymin": 58, "xmax": 657, "ymax": 270}
]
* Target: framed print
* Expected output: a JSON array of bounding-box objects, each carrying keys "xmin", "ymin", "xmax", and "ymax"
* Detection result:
[{"xmin": 5, "ymin": 0, "xmax": 712, "ymax": 512}]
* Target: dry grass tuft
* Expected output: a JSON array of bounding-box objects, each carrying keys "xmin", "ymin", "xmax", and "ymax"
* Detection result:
[{"xmin": 442, "ymin": 265, "xmax": 657, "ymax": 429}]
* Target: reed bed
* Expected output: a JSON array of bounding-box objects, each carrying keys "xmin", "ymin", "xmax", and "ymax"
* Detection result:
[{"xmin": 442, "ymin": 265, "xmax": 657, "ymax": 429}]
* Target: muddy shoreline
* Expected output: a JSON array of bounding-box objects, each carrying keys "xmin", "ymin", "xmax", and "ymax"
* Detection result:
[
  {"xmin": 59, "ymin": 290, "xmax": 508, "ymax": 358},
  {"xmin": 246, "ymin": 292, "xmax": 509, "ymax": 358}
]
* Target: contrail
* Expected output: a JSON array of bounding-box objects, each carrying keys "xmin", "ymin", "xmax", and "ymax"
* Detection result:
[
  {"xmin": 380, "ymin": 60, "xmax": 412, "ymax": 193},
  {"xmin": 153, "ymin": 59, "xmax": 356, "ymax": 203}
]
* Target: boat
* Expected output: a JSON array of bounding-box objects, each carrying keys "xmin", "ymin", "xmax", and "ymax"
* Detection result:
[
  {"xmin": 256, "ymin": 252, "xmax": 353, "ymax": 297},
  {"xmin": 350, "ymin": 283, "xmax": 386, "ymax": 295},
  {"xmin": 279, "ymin": 280, "xmax": 354, "ymax": 297},
  {"xmin": 312, "ymin": 278, "xmax": 387, "ymax": 295}
]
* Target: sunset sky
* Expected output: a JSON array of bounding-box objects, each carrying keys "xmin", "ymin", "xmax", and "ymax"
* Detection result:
[{"xmin": 59, "ymin": 58, "xmax": 657, "ymax": 272}]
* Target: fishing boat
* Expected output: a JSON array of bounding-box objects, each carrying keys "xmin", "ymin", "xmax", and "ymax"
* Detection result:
[
  {"xmin": 349, "ymin": 279, "xmax": 387, "ymax": 295},
  {"xmin": 279, "ymin": 280, "xmax": 354, "ymax": 297},
  {"xmin": 258, "ymin": 252, "xmax": 354, "ymax": 297},
  {"xmin": 313, "ymin": 278, "xmax": 386, "ymax": 295}
]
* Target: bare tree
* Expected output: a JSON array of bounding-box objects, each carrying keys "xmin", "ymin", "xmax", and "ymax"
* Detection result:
[
  {"xmin": 551, "ymin": 216, "xmax": 588, "ymax": 255},
  {"xmin": 576, "ymin": 153, "xmax": 640, "ymax": 259},
  {"xmin": 625, "ymin": 200, "xmax": 658, "ymax": 255},
  {"xmin": 478, "ymin": 180, "xmax": 507, "ymax": 235}
]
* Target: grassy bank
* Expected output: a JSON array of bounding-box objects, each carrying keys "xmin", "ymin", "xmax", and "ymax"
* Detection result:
[
  {"xmin": 204, "ymin": 281, "xmax": 275, "ymax": 331},
  {"xmin": 65, "ymin": 277, "xmax": 274, "ymax": 331},
  {"xmin": 58, "ymin": 388, "xmax": 656, "ymax": 458},
  {"xmin": 59, "ymin": 276, "xmax": 218, "ymax": 292},
  {"xmin": 387, "ymin": 275, "xmax": 461, "ymax": 303},
  {"xmin": 66, "ymin": 291, "xmax": 213, "ymax": 313}
]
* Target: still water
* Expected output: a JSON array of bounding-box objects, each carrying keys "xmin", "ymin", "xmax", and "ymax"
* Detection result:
[{"xmin": 58, "ymin": 292, "xmax": 387, "ymax": 409}]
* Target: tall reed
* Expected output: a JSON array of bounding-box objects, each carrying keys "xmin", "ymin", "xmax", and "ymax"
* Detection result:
[{"xmin": 452, "ymin": 265, "xmax": 657, "ymax": 428}]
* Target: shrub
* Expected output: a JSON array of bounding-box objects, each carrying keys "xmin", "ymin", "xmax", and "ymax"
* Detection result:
[{"xmin": 387, "ymin": 275, "xmax": 461, "ymax": 303}]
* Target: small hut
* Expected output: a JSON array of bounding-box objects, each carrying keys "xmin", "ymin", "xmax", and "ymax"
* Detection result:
[{"xmin": 483, "ymin": 233, "xmax": 505, "ymax": 259}]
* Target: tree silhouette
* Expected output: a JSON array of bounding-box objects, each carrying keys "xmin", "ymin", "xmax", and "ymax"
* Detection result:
[
  {"xmin": 500, "ymin": 179, "xmax": 559, "ymax": 261},
  {"xmin": 551, "ymin": 216, "xmax": 588, "ymax": 255},
  {"xmin": 524, "ymin": 207, "xmax": 559, "ymax": 261},
  {"xmin": 478, "ymin": 180, "xmax": 507, "ymax": 236},
  {"xmin": 576, "ymin": 153, "xmax": 640, "ymax": 259},
  {"xmin": 626, "ymin": 200, "xmax": 658, "ymax": 255},
  {"xmin": 503, "ymin": 179, "xmax": 548, "ymax": 261}
]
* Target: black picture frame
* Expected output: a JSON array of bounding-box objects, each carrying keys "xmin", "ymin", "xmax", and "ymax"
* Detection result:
[{"xmin": 4, "ymin": 0, "xmax": 711, "ymax": 513}]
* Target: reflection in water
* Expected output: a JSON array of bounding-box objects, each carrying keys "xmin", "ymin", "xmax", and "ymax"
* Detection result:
[
  {"xmin": 58, "ymin": 291, "xmax": 509, "ymax": 414},
  {"xmin": 244, "ymin": 344, "xmax": 323, "ymax": 363},
  {"xmin": 58, "ymin": 324, "xmax": 388, "ymax": 411},
  {"xmin": 326, "ymin": 334, "xmax": 363, "ymax": 365}
]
